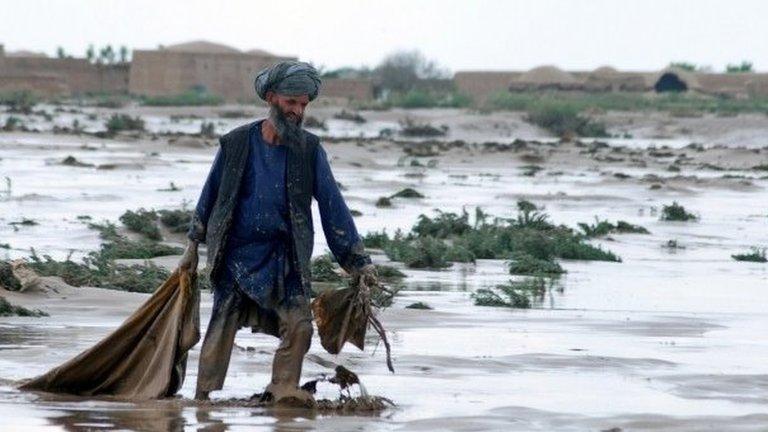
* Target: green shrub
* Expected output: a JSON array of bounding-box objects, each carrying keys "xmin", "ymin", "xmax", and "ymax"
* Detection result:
[
  {"xmin": 0, "ymin": 90, "xmax": 38, "ymax": 114},
  {"xmin": 105, "ymin": 114, "xmax": 145, "ymax": 134},
  {"xmin": 375, "ymin": 197, "xmax": 393, "ymax": 208},
  {"xmin": 363, "ymin": 230, "xmax": 390, "ymax": 248},
  {"xmin": 311, "ymin": 255, "xmax": 343, "ymax": 282},
  {"xmin": 158, "ymin": 209, "xmax": 193, "ymax": 233},
  {"xmin": 390, "ymin": 187, "xmax": 425, "ymax": 199},
  {"xmin": 508, "ymin": 252, "xmax": 564, "ymax": 276},
  {"xmin": 412, "ymin": 210, "xmax": 471, "ymax": 238},
  {"xmin": 375, "ymin": 264, "xmax": 406, "ymax": 282},
  {"xmin": 0, "ymin": 296, "xmax": 48, "ymax": 317},
  {"xmin": 526, "ymin": 101, "xmax": 608, "ymax": 138},
  {"xmin": 0, "ymin": 262, "xmax": 22, "ymax": 291},
  {"xmin": 660, "ymin": 202, "xmax": 698, "ymax": 221},
  {"xmin": 383, "ymin": 235, "xmax": 451, "ymax": 269},
  {"xmin": 387, "ymin": 90, "xmax": 472, "ymax": 109},
  {"xmin": 472, "ymin": 278, "xmax": 546, "ymax": 309},
  {"xmin": 579, "ymin": 218, "xmax": 650, "ymax": 237},
  {"xmin": 731, "ymin": 247, "xmax": 767, "ymax": 263},
  {"xmin": 119, "ymin": 208, "xmax": 161, "ymax": 240}
]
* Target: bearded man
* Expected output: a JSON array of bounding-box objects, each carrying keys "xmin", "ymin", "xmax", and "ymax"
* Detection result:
[{"xmin": 178, "ymin": 61, "xmax": 377, "ymax": 404}]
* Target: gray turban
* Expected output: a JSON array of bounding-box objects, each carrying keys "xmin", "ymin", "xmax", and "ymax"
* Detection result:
[{"xmin": 254, "ymin": 61, "xmax": 321, "ymax": 101}]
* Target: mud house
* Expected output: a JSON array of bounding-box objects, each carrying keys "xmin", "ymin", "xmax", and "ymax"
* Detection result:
[
  {"xmin": 455, "ymin": 65, "xmax": 768, "ymax": 102},
  {"xmin": 0, "ymin": 44, "xmax": 128, "ymax": 96},
  {"xmin": 1, "ymin": 40, "xmax": 374, "ymax": 103}
]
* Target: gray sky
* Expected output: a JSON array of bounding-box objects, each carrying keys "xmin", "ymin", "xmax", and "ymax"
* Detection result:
[{"xmin": 2, "ymin": 0, "xmax": 766, "ymax": 73}]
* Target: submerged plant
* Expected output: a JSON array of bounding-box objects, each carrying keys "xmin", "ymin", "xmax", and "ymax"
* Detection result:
[
  {"xmin": 660, "ymin": 202, "xmax": 698, "ymax": 221},
  {"xmin": 508, "ymin": 252, "xmax": 564, "ymax": 276},
  {"xmin": 472, "ymin": 278, "xmax": 547, "ymax": 309},
  {"xmin": 311, "ymin": 255, "xmax": 343, "ymax": 283},
  {"xmin": 390, "ymin": 188, "xmax": 425, "ymax": 199},
  {"xmin": 119, "ymin": 208, "xmax": 161, "ymax": 240},
  {"xmin": 0, "ymin": 296, "xmax": 48, "ymax": 317},
  {"xmin": 731, "ymin": 247, "xmax": 767, "ymax": 263},
  {"xmin": 578, "ymin": 218, "xmax": 650, "ymax": 237}
]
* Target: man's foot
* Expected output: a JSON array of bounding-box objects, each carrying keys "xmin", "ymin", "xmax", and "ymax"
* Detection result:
[
  {"xmin": 195, "ymin": 390, "xmax": 210, "ymax": 401},
  {"xmin": 264, "ymin": 384, "xmax": 316, "ymax": 408}
]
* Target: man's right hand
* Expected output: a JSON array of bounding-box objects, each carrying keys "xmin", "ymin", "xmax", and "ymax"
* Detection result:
[{"xmin": 178, "ymin": 240, "xmax": 199, "ymax": 273}]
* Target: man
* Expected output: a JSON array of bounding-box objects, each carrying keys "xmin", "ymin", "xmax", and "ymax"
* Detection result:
[{"xmin": 178, "ymin": 61, "xmax": 377, "ymax": 404}]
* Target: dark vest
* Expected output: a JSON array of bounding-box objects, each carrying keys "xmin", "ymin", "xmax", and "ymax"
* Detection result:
[{"xmin": 204, "ymin": 120, "xmax": 318, "ymax": 297}]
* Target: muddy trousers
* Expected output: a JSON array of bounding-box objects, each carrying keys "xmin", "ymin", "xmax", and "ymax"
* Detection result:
[{"xmin": 195, "ymin": 285, "xmax": 313, "ymax": 395}]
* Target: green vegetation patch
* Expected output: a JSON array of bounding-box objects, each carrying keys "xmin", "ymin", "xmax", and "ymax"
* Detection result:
[{"xmin": 660, "ymin": 202, "xmax": 698, "ymax": 221}]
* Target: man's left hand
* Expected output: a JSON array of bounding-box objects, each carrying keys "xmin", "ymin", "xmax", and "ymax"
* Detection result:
[{"xmin": 353, "ymin": 264, "xmax": 379, "ymax": 288}]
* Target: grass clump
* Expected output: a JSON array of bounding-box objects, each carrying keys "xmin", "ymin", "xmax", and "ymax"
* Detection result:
[
  {"xmin": 311, "ymin": 255, "xmax": 343, "ymax": 283},
  {"xmin": 105, "ymin": 114, "xmax": 145, "ymax": 134},
  {"xmin": 119, "ymin": 208, "xmax": 161, "ymax": 240},
  {"xmin": 405, "ymin": 301, "xmax": 433, "ymax": 310},
  {"xmin": 0, "ymin": 90, "xmax": 38, "ymax": 114},
  {"xmin": 472, "ymin": 278, "xmax": 546, "ymax": 309},
  {"xmin": 375, "ymin": 197, "xmax": 393, "ymax": 208},
  {"xmin": 28, "ymin": 248, "xmax": 172, "ymax": 293},
  {"xmin": 399, "ymin": 118, "xmax": 448, "ymax": 137},
  {"xmin": 363, "ymin": 230, "xmax": 390, "ymax": 249},
  {"xmin": 383, "ymin": 234, "xmax": 453, "ymax": 269},
  {"xmin": 731, "ymin": 247, "xmax": 767, "ymax": 263},
  {"xmin": 0, "ymin": 296, "xmax": 48, "ymax": 317},
  {"xmin": 525, "ymin": 101, "xmax": 608, "ymax": 138},
  {"xmin": 333, "ymin": 110, "xmax": 366, "ymax": 123},
  {"xmin": 578, "ymin": 218, "xmax": 650, "ymax": 237},
  {"xmin": 158, "ymin": 209, "xmax": 193, "ymax": 233},
  {"xmin": 390, "ymin": 188, "xmax": 425, "ymax": 199},
  {"xmin": 375, "ymin": 264, "xmax": 406, "ymax": 282},
  {"xmin": 412, "ymin": 210, "xmax": 471, "ymax": 238},
  {"xmin": 0, "ymin": 261, "xmax": 22, "ymax": 291},
  {"xmin": 660, "ymin": 202, "xmax": 698, "ymax": 221},
  {"xmin": 387, "ymin": 90, "xmax": 472, "ymax": 109},
  {"xmin": 374, "ymin": 202, "xmax": 621, "ymax": 270}
]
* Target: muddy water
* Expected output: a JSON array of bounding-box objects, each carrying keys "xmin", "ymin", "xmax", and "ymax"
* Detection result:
[{"xmin": 1, "ymin": 109, "xmax": 767, "ymax": 431}]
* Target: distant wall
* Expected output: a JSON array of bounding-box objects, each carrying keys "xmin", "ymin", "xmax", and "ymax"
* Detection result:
[
  {"xmin": 0, "ymin": 56, "xmax": 95, "ymax": 95},
  {"xmin": 453, "ymin": 71, "xmax": 521, "ymax": 103},
  {"xmin": 320, "ymin": 78, "xmax": 373, "ymax": 101},
  {"xmin": 129, "ymin": 50, "xmax": 293, "ymax": 101}
]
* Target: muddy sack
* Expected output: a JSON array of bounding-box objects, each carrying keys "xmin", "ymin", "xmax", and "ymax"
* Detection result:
[
  {"xmin": 19, "ymin": 269, "xmax": 200, "ymax": 400},
  {"xmin": 311, "ymin": 277, "xmax": 394, "ymax": 372}
]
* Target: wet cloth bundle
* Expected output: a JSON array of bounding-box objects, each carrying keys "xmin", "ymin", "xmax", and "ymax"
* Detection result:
[{"xmin": 19, "ymin": 269, "xmax": 200, "ymax": 400}]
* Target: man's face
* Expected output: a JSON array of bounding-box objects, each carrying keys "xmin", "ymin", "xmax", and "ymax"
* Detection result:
[{"xmin": 267, "ymin": 93, "xmax": 310, "ymax": 124}]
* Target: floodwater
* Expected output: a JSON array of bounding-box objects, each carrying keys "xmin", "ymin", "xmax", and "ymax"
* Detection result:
[{"xmin": 1, "ymin": 106, "xmax": 767, "ymax": 431}]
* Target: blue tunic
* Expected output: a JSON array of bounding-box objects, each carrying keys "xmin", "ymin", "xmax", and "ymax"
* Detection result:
[{"xmin": 191, "ymin": 121, "xmax": 365, "ymax": 309}]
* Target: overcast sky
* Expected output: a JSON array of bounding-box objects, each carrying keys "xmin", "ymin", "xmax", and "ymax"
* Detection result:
[{"xmin": 1, "ymin": 0, "xmax": 766, "ymax": 73}]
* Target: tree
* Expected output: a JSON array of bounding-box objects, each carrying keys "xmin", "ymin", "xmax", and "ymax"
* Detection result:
[
  {"xmin": 726, "ymin": 61, "xmax": 753, "ymax": 73},
  {"xmin": 86, "ymin": 44, "xmax": 95, "ymax": 63},
  {"xmin": 104, "ymin": 44, "xmax": 115, "ymax": 64},
  {"xmin": 119, "ymin": 46, "xmax": 129, "ymax": 63},
  {"xmin": 374, "ymin": 50, "xmax": 448, "ymax": 93},
  {"xmin": 56, "ymin": 47, "xmax": 66, "ymax": 59}
]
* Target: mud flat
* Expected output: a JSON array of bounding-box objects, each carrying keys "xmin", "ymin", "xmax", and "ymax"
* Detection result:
[{"xmin": 1, "ymin": 104, "xmax": 767, "ymax": 431}]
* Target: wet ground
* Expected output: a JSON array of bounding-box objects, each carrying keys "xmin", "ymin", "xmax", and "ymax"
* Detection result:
[{"xmin": 1, "ymin": 105, "xmax": 767, "ymax": 431}]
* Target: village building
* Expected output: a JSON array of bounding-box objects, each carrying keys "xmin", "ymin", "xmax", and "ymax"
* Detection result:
[
  {"xmin": 455, "ymin": 65, "xmax": 768, "ymax": 103},
  {"xmin": 0, "ymin": 40, "xmax": 374, "ymax": 103}
]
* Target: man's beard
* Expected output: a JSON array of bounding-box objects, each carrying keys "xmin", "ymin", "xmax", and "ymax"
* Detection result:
[{"xmin": 269, "ymin": 104, "xmax": 305, "ymax": 148}]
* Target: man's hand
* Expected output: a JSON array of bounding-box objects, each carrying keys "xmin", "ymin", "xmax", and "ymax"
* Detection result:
[
  {"xmin": 353, "ymin": 263, "xmax": 379, "ymax": 288},
  {"xmin": 178, "ymin": 240, "xmax": 199, "ymax": 274}
]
